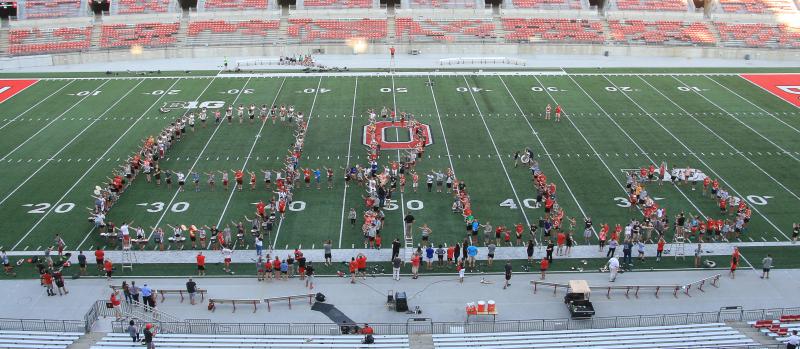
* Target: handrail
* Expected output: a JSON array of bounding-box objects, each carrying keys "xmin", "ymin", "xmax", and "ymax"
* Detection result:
[
  {"xmin": 0, "ymin": 317, "xmax": 85, "ymax": 333},
  {"xmin": 531, "ymin": 274, "xmax": 721, "ymax": 299}
]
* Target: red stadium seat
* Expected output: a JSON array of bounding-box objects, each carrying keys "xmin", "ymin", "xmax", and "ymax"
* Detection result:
[
  {"xmin": 502, "ymin": 18, "xmax": 604, "ymax": 43},
  {"xmin": 302, "ymin": 0, "xmax": 373, "ymax": 9},
  {"xmin": 24, "ymin": 0, "xmax": 82, "ymax": 19},
  {"xmin": 609, "ymin": 20, "xmax": 715, "ymax": 46},
  {"xmin": 753, "ymin": 320, "xmax": 776, "ymax": 328},
  {"xmin": 203, "ymin": 0, "xmax": 270, "ymax": 10},
  {"xmin": 615, "ymin": 0, "xmax": 687, "ymax": 11},
  {"xmin": 117, "ymin": 0, "xmax": 171, "ymax": 14},
  {"xmin": 395, "ymin": 18, "xmax": 495, "ymax": 42},
  {"xmin": 100, "ymin": 22, "xmax": 180, "ymax": 48},
  {"xmin": 409, "ymin": 0, "xmax": 476, "ymax": 8},
  {"xmin": 716, "ymin": 0, "xmax": 797, "ymax": 13},
  {"xmin": 511, "ymin": 0, "xmax": 583, "ymax": 10},
  {"xmin": 187, "ymin": 19, "xmax": 281, "ymax": 45},
  {"xmin": 8, "ymin": 26, "xmax": 91, "ymax": 55},
  {"xmin": 287, "ymin": 19, "xmax": 387, "ymax": 43},
  {"xmin": 715, "ymin": 22, "xmax": 800, "ymax": 48}
]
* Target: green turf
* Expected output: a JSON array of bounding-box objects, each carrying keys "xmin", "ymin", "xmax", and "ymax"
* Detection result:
[{"xmin": 0, "ymin": 72, "xmax": 797, "ymax": 259}]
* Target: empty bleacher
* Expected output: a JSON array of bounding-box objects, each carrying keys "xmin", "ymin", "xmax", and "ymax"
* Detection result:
[
  {"xmin": 91, "ymin": 332, "xmax": 410, "ymax": 349},
  {"xmin": 23, "ymin": 0, "xmax": 84, "ymax": 19},
  {"xmin": 187, "ymin": 19, "xmax": 281, "ymax": 46},
  {"xmin": 714, "ymin": 21, "xmax": 800, "ymax": 48},
  {"xmin": 8, "ymin": 25, "xmax": 92, "ymax": 55},
  {"xmin": 396, "ymin": 18, "xmax": 495, "ymax": 42},
  {"xmin": 202, "ymin": 0, "xmax": 271, "ymax": 11},
  {"xmin": 100, "ymin": 22, "xmax": 180, "ymax": 48},
  {"xmin": 715, "ymin": 0, "xmax": 798, "ymax": 14},
  {"xmin": 116, "ymin": 0, "xmax": 172, "ymax": 14},
  {"xmin": 608, "ymin": 19, "xmax": 715, "ymax": 46},
  {"xmin": 408, "ymin": 0, "xmax": 477, "ymax": 9},
  {"xmin": 612, "ymin": 0, "xmax": 689, "ymax": 12},
  {"xmin": 751, "ymin": 314, "xmax": 800, "ymax": 343},
  {"xmin": 301, "ymin": 0, "xmax": 374, "ymax": 9},
  {"xmin": 433, "ymin": 323, "xmax": 757, "ymax": 349},
  {"xmin": 286, "ymin": 18, "xmax": 387, "ymax": 43},
  {"xmin": 509, "ymin": 0, "xmax": 583, "ymax": 10},
  {"xmin": 502, "ymin": 18, "xmax": 604, "ymax": 43},
  {"xmin": 0, "ymin": 330, "xmax": 83, "ymax": 349}
]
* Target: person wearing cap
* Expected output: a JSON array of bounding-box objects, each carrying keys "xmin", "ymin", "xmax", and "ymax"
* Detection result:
[
  {"xmin": 140, "ymin": 283, "xmax": 153, "ymax": 310},
  {"xmin": 144, "ymin": 323, "xmax": 156, "ymax": 349}
]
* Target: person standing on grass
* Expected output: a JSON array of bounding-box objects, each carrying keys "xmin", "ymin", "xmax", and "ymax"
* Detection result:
[
  {"xmin": 636, "ymin": 240, "xmax": 645, "ymax": 261},
  {"xmin": 404, "ymin": 214, "xmax": 415, "ymax": 238},
  {"xmin": 53, "ymin": 234, "xmax": 65, "ymax": 257},
  {"xmin": 606, "ymin": 239, "xmax": 617, "ymax": 258},
  {"xmin": 280, "ymin": 259, "xmax": 288, "ymax": 280},
  {"xmin": 305, "ymin": 262, "xmax": 315, "ymax": 290},
  {"xmin": 503, "ymin": 261, "xmax": 512, "ymax": 289},
  {"xmin": 196, "ymin": 252, "xmax": 206, "ymax": 276},
  {"xmin": 761, "ymin": 254, "xmax": 773, "ymax": 279},
  {"xmin": 392, "ymin": 256, "xmax": 402, "ymax": 281},
  {"xmin": 467, "ymin": 244, "xmax": 478, "ymax": 269},
  {"xmin": 222, "ymin": 246, "xmax": 232, "ymax": 273},
  {"xmin": 730, "ymin": 247, "xmax": 740, "ymax": 279},
  {"xmin": 435, "ymin": 244, "xmax": 445, "ymax": 267},
  {"xmin": 546, "ymin": 241, "xmax": 554, "ymax": 262},
  {"xmin": 793, "ymin": 223, "xmax": 799, "ymax": 244},
  {"xmin": 540, "ymin": 257, "xmax": 549, "ymax": 280},
  {"xmin": 425, "ymin": 245, "xmax": 434, "ymax": 270},
  {"xmin": 77, "ymin": 251, "xmax": 87, "ymax": 276},
  {"xmin": 656, "ymin": 236, "xmax": 665, "ymax": 262},
  {"xmin": 186, "ymin": 278, "xmax": 197, "ymax": 305}
]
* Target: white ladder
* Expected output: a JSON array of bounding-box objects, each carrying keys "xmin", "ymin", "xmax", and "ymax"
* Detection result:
[
  {"xmin": 672, "ymin": 235, "xmax": 686, "ymax": 260},
  {"xmin": 121, "ymin": 244, "xmax": 136, "ymax": 271},
  {"xmin": 403, "ymin": 236, "xmax": 414, "ymax": 263}
]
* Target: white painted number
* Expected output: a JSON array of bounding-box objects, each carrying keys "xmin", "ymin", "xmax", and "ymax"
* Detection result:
[
  {"xmin": 302, "ymin": 88, "xmax": 330, "ymax": 94},
  {"xmin": 746, "ymin": 195, "xmax": 772, "ymax": 206},
  {"xmin": 24, "ymin": 202, "xmax": 75, "ymax": 214},
  {"xmin": 170, "ymin": 202, "xmax": 190, "ymax": 213},
  {"xmin": 499, "ymin": 198, "xmax": 518, "ymax": 210},
  {"xmin": 605, "ymin": 86, "xmax": 632, "ymax": 92},
  {"xmin": 531, "ymin": 86, "xmax": 562, "ymax": 92},
  {"xmin": 384, "ymin": 199, "xmax": 398, "ymax": 211},
  {"xmin": 75, "ymin": 90, "xmax": 102, "ymax": 96},
  {"xmin": 145, "ymin": 202, "xmax": 164, "ymax": 213},
  {"xmin": 0, "ymin": 86, "xmax": 9, "ymax": 94},
  {"xmin": 380, "ymin": 87, "xmax": 408, "ymax": 93},
  {"xmin": 140, "ymin": 201, "xmax": 190, "ymax": 213},
  {"xmin": 677, "ymin": 86, "xmax": 702, "ymax": 92},
  {"xmin": 613, "ymin": 197, "xmax": 631, "ymax": 208},
  {"xmin": 522, "ymin": 198, "xmax": 537, "ymax": 209},
  {"xmin": 226, "ymin": 88, "xmax": 254, "ymax": 94},
  {"xmin": 149, "ymin": 89, "xmax": 181, "ymax": 95},
  {"xmin": 457, "ymin": 87, "xmax": 483, "ymax": 92},
  {"xmin": 289, "ymin": 201, "xmax": 306, "ymax": 211},
  {"xmin": 406, "ymin": 200, "xmax": 424, "ymax": 211}
]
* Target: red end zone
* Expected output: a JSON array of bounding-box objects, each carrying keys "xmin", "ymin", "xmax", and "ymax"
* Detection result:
[
  {"xmin": 740, "ymin": 74, "xmax": 800, "ymax": 108},
  {"xmin": 0, "ymin": 79, "xmax": 38, "ymax": 104}
]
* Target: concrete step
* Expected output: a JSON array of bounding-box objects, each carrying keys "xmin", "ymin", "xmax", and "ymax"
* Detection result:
[
  {"xmin": 67, "ymin": 331, "xmax": 106, "ymax": 349},
  {"xmin": 409, "ymin": 333, "xmax": 434, "ymax": 349}
]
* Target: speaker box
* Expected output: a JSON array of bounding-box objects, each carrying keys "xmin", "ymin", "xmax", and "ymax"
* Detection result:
[{"xmin": 394, "ymin": 292, "xmax": 408, "ymax": 312}]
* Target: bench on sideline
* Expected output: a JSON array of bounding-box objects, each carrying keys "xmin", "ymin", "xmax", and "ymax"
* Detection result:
[{"xmin": 531, "ymin": 274, "xmax": 721, "ymax": 298}]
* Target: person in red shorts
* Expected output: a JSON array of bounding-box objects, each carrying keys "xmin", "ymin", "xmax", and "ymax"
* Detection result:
[
  {"xmin": 554, "ymin": 105, "xmax": 562, "ymax": 122},
  {"xmin": 556, "ymin": 231, "xmax": 566, "ymax": 256},
  {"xmin": 104, "ymin": 258, "xmax": 113, "ymax": 281},
  {"xmin": 411, "ymin": 253, "xmax": 420, "ymax": 279},
  {"xmin": 446, "ymin": 245, "xmax": 455, "ymax": 264},
  {"xmin": 515, "ymin": 223, "xmax": 524, "ymax": 246},
  {"xmin": 539, "ymin": 257, "xmax": 549, "ymax": 280},
  {"xmin": 196, "ymin": 252, "xmax": 206, "ymax": 276},
  {"xmin": 94, "ymin": 248, "xmax": 105, "ymax": 274},
  {"xmin": 234, "ymin": 169, "xmax": 244, "ymax": 191}
]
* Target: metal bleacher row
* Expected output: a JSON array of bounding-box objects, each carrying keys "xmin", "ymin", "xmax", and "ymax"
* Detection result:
[
  {"xmin": 0, "ymin": 330, "xmax": 83, "ymax": 349},
  {"xmin": 91, "ymin": 333, "xmax": 411, "ymax": 349}
]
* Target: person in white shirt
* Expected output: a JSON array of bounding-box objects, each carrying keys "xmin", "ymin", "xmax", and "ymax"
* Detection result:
[
  {"xmin": 222, "ymin": 247, "xmax": 233, "ymax": 273},
  {"xmin": 608, "ymin": 257, "xmax": 620, "ymax": 282},
  {"xmin": 786, "ymin": 330, "xmax": 799, "ymax": 349}
]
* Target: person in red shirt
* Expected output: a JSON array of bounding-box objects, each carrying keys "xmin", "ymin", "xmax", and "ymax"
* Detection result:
[
  {"xmin": 730, "ymin": 247, "xmax": 740, "ymax": 279},
  {"xmin": 719, "ymin": 198, "xmax": 727, "ymax": 214},
  {"xmin": 104, "ymin": 258, "xmax": 113, "ymax": 280},
  {"xmin": 234, "ymin": 169, "xmax": 244, "ymax": 191},
  {"xmin": 303, "ymin": 168, "xmax": 312, "ymax": 188},
  {"xmin": 110, "ymin": 290, "xmax": 122, "ymax": 319},
  {"xmin": 94, "ymin": 248, "xmax": 105, "ymax": 274},
  {"xmin": 703, "ymin": 177, "xmax": 711, "ymax": 196},
  {"xmin": 544, "ymin": 197, "xmax": 554, "ymax": 219},
  {"xmin": 349, "ymin": 257, "xmax": 358, "ymax": 284},
  {"xmin": 356, "ymin": 254, "xmax": 367, "ymax": 279},
  {"xmin": 656, "ymin": 236, "xmax": 666, "ymax": 262},
  {"xmin": 556, "ymin": 231, "xmax": 566, "ymax": 256},
  {"xmin": 272, "ymin": 257, "xmax": 281, "ymax": 280},
  {"xmin": 411, "ymin": 253, "xmax": 420, "ymax": 279},
  {"xmin": 278, "ymin": 199, "xmax": 286, "ymax": 218},
  {"xmin": 515, "ymin": 223, "xmax": 524, "ymax": 246},
  {"xmin": 554, "ymin": 105, "xmax": 562, "ymax": 122},
  {"xmin": 42, "ymin": 272, "xmax": 55, "ymax": 296},
  {"xmin": 446, "ymin": 245, "xmax": 455, "ymax": 264},
  {"xmin": 196, "ymin": 252, "xmax": 206, "ymax": 276},
  {"xmin": 256, "ymin": 201, "xmax": 266, "ymax": 219},
  {"xmin": 539, "ymin": 257, "xmax": 549, "ymax": 280}
]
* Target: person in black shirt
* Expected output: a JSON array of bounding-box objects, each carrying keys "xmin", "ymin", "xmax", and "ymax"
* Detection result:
[
  {"xmin": 305, "ymin": 263, "xmax": 315, "ymax": 290},
  {"xmin": 77, "ymin": 251, "xmax": 87, "ymax": 276},
  {"xmin": 403, "ymin": 214, "xmax": 415, "ymax": 238},
  {"xmin": 503, "ymin": 261, "xmax": 512, "ymax": 289},
  {"xmin": 546, "ymin": 241, "xmax": 554, "ymax": 262},
  {"xmin": 144, "ymin": 323, "xmax": 155, "ymax": 349},
  {"xmin": 186, "ymin": 278, "xmax": 197, "ymax": 305},
  {"xmin": 391, "ymin": 239, "xmax": 401, "ymax": 260}
]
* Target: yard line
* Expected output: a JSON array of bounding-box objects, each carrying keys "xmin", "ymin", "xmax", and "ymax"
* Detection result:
[
  {"xmin": 337, "ymin": 77, "xmax": 359, "ymax": 248},
  {"xmin": 215, "ymin": 78, "xmax": 287, "ymax": 228},
  {"xmin": 15, "ymin": 78, "xmax": 184, "ymax": 251},
  {"xmin": 0, "ymin": 80, "xmax": 111, "ymax": 162},
  {"xmin": 426, "ymin": 76, "xmax": 457, "ymax": 175},
  {"xmin": 672, "ymin": 76, "xmax": 799, "ymax": 163},
  {"xmin": 584, "ymin": 75, "xmax": 708, "ymax": 218},
  {"xmin": 496, "ymin": 75, "xmax": 596, "ymax": 238},
  {"xmin": 272, "ymin": 77, "xmax": 324, "ymax": 250},
  {"xmin": 639, "ymin": 76, "xmax": 800, "ymax": 202},
  {"xmin": 461, "ymin": 76, "xmax": 530, "ymax": 228},
  {"xmin": 150, "ymin": 77, "xmax": 254, "ymax": 241},
  {"xmin": 0, "ymin": 80, "xmax": 146, "ymax": 207},
  {"xmin": 705, "ymin": 76, "xmax": 800, "ymax": 135},
  {"xmin": 0, "ymin": 80, "xmax": 76, "ymax": 131},
  {"xmin": 628, "ymin": 76, "xmax": 791, "ymax": 240},
  {"xmin": 389, "ymin": 75, "xmax": 408, "ymax": 236}
]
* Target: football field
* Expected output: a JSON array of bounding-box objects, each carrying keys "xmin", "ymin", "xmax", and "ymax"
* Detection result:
[{"xmin": 0, "ymin": 70, "xmax": 798, "ymax": 254}]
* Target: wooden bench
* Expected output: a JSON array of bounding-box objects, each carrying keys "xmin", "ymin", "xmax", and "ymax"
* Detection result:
[
  {"xmin": 158, "ymin": 289, "xmax": 207, "ymax": 303},
  {"xmin": 208, "ymin": 298, "xmax": 261, "ymax": 313},
  {"xmin": 263, "ymin": 293, "xmax": 315, "ymax": 312}
]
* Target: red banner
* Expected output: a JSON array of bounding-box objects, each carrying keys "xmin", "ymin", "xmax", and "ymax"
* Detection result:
[
  {"xmin": 740, "ymin": 74, "xmax": 800, "ymax": 108},
  {"xmin": 0, "ymin": 79, "xmax": 38, "ymax": 104}
]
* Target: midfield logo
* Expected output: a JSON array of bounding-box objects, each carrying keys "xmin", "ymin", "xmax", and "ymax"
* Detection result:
[
  {"xmin": 159, "ymin": 101, "xmax": 226, "ymax": 112},
  {"xmin": 362, "ymin": 121, "xmax": 433, "ymax": 150}
]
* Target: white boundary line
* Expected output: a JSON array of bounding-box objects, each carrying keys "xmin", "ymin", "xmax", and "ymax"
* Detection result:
[
  {"xmin": 271, "ymin": 77, "xmax": 324, "ymax": 250},
  {"xmin": 672, "ymin": 75, "xmax": 800, "ymax": 163},
  {"xmin": 215, "ymin": 78, "xmax": 288, "ymax": 228},
  {"xmin": 0, "ymin": 80, "xmax": 76, "ymax": 131},
  {"xmin": 736, "ymin": 74, "xmax": 800, "ymax": 110},
  {"xmin": 150, "ymin": 77, "xmax": 254, "ymax": 240},
  {"xmin": 15, "ymin": 78, "xmax": 184, "ymax": 251},
  {"xmin": 461, "ymin": 76, "xmax": 531, "ymax": 228},
  {"xmin": 639, "ymin": 76, "xmax": 800, "ymax": 202},
  {"xmin": 0, "ymin": 79, "xmax": 112, "ymax": 162},
  {"xmin": 389, "ymin": 74, "xmax": 408, "ymax": 236},
  {"xmin": 337, "ymin": 77, "xmax": 359, "ymax": 248},
  {"xmin": 706, "ymin": 76, "xmax": 800, "ymax": 135},
  {"xmin": 633, "ymin": 76, "xmax": 791, "ymax": 240},
  {"xmin": 591, "ymin": 75, "xmax": 708, "ymax": 219},
  {"xmin": 0, "ymin": 80, "xmax": 146, "ymax": 208},
  {"xmin": 496, "ymin": 75, "xmax": 597, "ymax": 238}
]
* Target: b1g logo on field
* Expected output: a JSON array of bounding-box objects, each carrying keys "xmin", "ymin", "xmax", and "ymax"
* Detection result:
[
  {"xmin": 362, "ymin": 121, "xmax": 433, "ymax": 150},
  {"xmin": 160, "ymin": 100, "xmax": 225, "ymax": 112},
  {"xmin": 740, "ymin": 74, "xmax": 800, "ymax": 108},
  {"xmin": 0, "ymin": 79, "xmax": 38, "ymax": 103}
]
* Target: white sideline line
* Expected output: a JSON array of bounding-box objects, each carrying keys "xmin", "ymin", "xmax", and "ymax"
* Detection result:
[
  {"xmin": 529, "ymin": 75, "xmax": 646, "ymax": 218},
  {"xmin": 0, "ymin": 80, "xmax": 111, "ymax": 162},
  {"xmin": 337, "ymin": 77, "xmax": 359, "ymax": 249},
  {"xmin": 0, "ymin": 80, "xmax": 146, "ymax": 208},
  {"xmin": 643, "ymin": 76, "xmax": 800, "ymax": 202},
  {"xmin": 150, "ymin": 77, "xmax": 253, "ymax": 240},
  {"xmin": 736, "ymin": 74, "xmax": 800, "ymax": 111},
  {"xmin": 389, "ymin": 75, "xmax": 408, "ymax": 241},
  {"xmin": 593, "ymin": 75, "xmax": 708, "ymax": 219},
  {"xmin": 15, "ymin": 78, "xmax": 184, "ymax": 251},
  {"xmin": 461, "ymin": 76, "xmax": 531, "ymax": 228},
  {"xmin": 672, "ymin": 76, "xmax": 800, "ymax": 164},
  {"xmin": 634, "ymin": 76, "xmax": 791, "ymax": 240},
  {"xmin": 272, "ymin": 77, "xmax": 324, "ymax": 250},
  {"xmin": 496, "ymin": 75, "xmax": 596, "ymax": 238},
  {"xmin": 0, "ymin": 80, "xmax": 76, "ymax": 131},
  {"xmin": 705, "ymin": 76, "xmax": 800, "ymax": 135},
  {"xmin": 215, "ymin": 78, "xmax": 287, "ymax": 228}
]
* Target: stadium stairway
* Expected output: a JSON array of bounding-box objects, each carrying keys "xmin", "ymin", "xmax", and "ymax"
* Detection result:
[
  {"xmin": 0, "ymin": 28, "xmax": 8, "ymax": 55},
  {"xmin": 387, "ymin": 11, "xmax": 397, "ymax": 43},
  {"xmin": 90, "ymin": 25, "xmax": 103, "ymax": 50},
  {"xmin": 492, "ymin": 12, "xmax": 504, "ymax": 43},
  {"xmin": 176, "ymin": 17, "xmax": 190, "ymax": 48},
  {"xmin": 707, "ymin": 20, "xmax": 724, "ymax": 48}
]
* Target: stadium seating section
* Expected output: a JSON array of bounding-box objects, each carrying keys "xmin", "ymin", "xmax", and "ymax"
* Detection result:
[
  {"xmin": 287, "ymin": 19, "xmax": 387, "ymax": 43},
  {"xmin": 409, "ymin": 0, "xmax": 476, "ymax": 8},
  {"xmin": 716, "ymin": 22, "xmax": 800, "ymax": 48},
  {"xmin": 614, "ymin": 0, "xmax": 688, "ymax": 11},
  {"xmin": 510, "ymin": 0, "xmax": 583, "ymax": 10},
  {"xmin": 100, "ymin": 22, "xmax": 181, "ymax": 48},
  {"xmin": 752, "ymin": 315, "xmax": 800, "ymax": 343},
  {"xmin": 202, "ymin": 0, "xmax": 270, "ymax": 10},
  {"xmin": 302, "ymin": 0, "xmax": 373, "ymax": 9},
  {"xmin": 0, "ymin": 330, "xmax": 83, "ymax": 349},
  {"xmin": 187, "ymin": 20, "xmax": 281, "ymax": 45},
  {"xmin": 91, "ymin": 333, "xmax": 411, "ymax": 349},
  {"xmin": 117, "ymin": 0, "xmax": 172, "ymax": 14},
  {"xmin": 716, "ymin": 0, "xmax": 798, "ymax": 13},
  {"xmin": 8, "ymin": 26, "xmax": 92, "ymax": 55},
  {"xmin": 503, "ymin": 18, "xmax": 604, "ymax": 43},
  {"xmin": 608, "ymin": 20, "xmax": 715, "ymax": 46},
  {"xmin": 24, "ymin": 0, "xmax": 83, "ymax": 19},
  {"xmin": 395, "ymin": 18, "xmax": 495, "ymax": 42}
]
